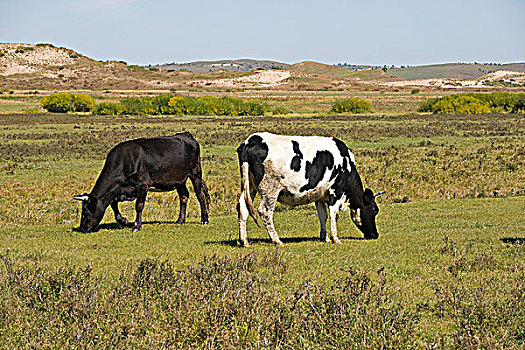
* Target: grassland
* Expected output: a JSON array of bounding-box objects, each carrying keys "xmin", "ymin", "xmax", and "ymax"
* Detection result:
[
  {"xmin": 0, "ymin": 112, "xmax": 524, "ymax": 348},
  {"xmin": 389, "ymin": 63, "xmax": 525, "ymax": 80}
]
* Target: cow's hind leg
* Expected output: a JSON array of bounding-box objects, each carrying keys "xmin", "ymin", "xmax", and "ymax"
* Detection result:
[
  {"xmin": 258, "ymin": 184, "xmax": 283, "ymax": 246},
  {"xmin": 315, "ymin": 201, "xmax": 330, "ymax": 243},
  {"xmin": 175, "ymin": 183, "xmax": 189, "ymax": 225},
  {"xmin": 111, "ymin": 201, "xmax": 130, "ymax": 227},
  {"xmin": 237, "ymin": 183, "xmax": 257, "ymax": 247},
  {"xmin": 189, "ymin": 175, "xmax": 209, "ymax": 225},
  {"xmin": 133, "ymin": 185, "xmax": 148, "ymax": 232}
]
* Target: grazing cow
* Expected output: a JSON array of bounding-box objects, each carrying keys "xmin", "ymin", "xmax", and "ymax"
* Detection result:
[
  {"xmin": 236, "ymin": 132, "xmax": 383, "ymax": 247},
  {"xmin": 74, "ymin": 132, "xmax": 210, "ymax": 233}
]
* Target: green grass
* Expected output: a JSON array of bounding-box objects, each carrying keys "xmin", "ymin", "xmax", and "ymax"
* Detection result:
[{"xmin": 0, "ymin": 112, "xmax": 524, "ymax": 348}]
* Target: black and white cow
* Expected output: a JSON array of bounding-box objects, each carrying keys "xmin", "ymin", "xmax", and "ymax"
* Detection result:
[
  {"xmin": 74, "ymin": 132, "xmax": 210, "ymax": 233},
  {"xmin": 236, "ymin": 132, "xmax": 383, "ymax": 247}
]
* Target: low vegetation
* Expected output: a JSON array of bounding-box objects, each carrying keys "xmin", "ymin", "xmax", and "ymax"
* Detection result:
[
  {"xmin": 0, "ymin": 252, "xmax": 420, "ymax": 348},
  {"xmin": 419, "ymin": 91, "xmax": 525, "ymax": 114},
  {"xmin": 331, "ymin": 97, "xmax": 371, "ymax": 114},
  {"xmin": 40, "ymin": 92, "xmax": 95, "ymax": 113},
  {"xmin": 44, "ymin": 93, "xmax": 271, "ymax": 116},
  {"xmin": 0, "ymin": 111, "xmax": 523, "ymax": 348}
]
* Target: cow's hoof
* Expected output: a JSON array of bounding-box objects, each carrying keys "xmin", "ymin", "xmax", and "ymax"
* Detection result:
[
  {"xmin": 201, "ymin": 221, "xmax": 209, "ymax": 225},
  {"xmin": 274, "ymin": 241, "xmax": 285, "ymax": 247},
  {"xmin": 174, "ymin": 220, "xmax": 184, "ymax": 225},
  {"xmin": 240, "ymin": 241, "xmax": 250, "ymax": 247},
  {"xmin": 132, "ymin": 227, "xmax": 141, "ymax": 232},
  {"xmin": 333, "ymin": 239, "xmax": 342, "ymax": 244}
]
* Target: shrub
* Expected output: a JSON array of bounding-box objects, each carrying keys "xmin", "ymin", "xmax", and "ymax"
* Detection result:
[
  {"xmin": 272, "ymin": 105, "xmax": 290, "ymax": 115},
  {"xmin": 419, "ymin": 92, "xmax": 525, "ymax": 114},
  {"xmin": 72, "ymin": 94, "xmax": 95, "ymax": 112},
  {"xmin": 150, "ymin": 94, "xmax": 172, "ymax": 114},
  {"xmin": 40, "ymin": 93, "xmax": 96, "ymax": 113},
  {"xmin": 331, "ymin": 98, "xmax": 371, "ymax": 114},
  {"xmin": 93, "ymin": 102, "xmax": 123, "ymax": 115},
  {"xmin": 90, "ymin": 95, "xmax": 270, "ymax": 116},
  {"xmin": 40, "ymin": 92, "xmax": 73, "ymax": 113},
  {"xmin": 411, "ymin": 88, "xmax": 421, "ymax": 94},
  {"xmin": 511, "ymin": 95, "xmax": 525, "ymax": 114},
  {"xmin": 23, "ymin": 108, "xmax": 41, "ymax": 114},
  {"xmin": 168, "ymin": 96, "xmax": 202, "ymax": 115},
  {"xmin": 241, "ymin": 99, "xmax": 269, "ymax": 116},
  {"xmin": 452, "ymin": 95, "xmax": 491, "ymax": 114},
  {"xmin": 120, "ymin": 97, "xmax": 150, "ymax": 115}
]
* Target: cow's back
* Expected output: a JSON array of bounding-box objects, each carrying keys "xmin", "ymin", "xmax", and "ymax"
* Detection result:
[
  {"xmin": 96, "ymin": 132, "xmax": 200, "ymax": 193},
  {"xmin": 242, "ymin": 132, "xmax": 355, "ymax": 205}
]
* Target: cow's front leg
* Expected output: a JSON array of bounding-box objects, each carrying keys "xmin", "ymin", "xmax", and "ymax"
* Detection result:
[
  {"xmin": 175, "ymin": 183, "xmax": 189, "ymax": 225},
  {"xmin": 328, "ymin": 205, "xmax": 342, "ymax": 244},
  {"xmin": 133, "ymin": 185, "xmax": 148, "ymax": 232},
  {"xmin": 111, "ymin": 201, "xmax": 129, "ymax": 227},
  {"xmin": 315, "ymin": 201, "xmax": 329, "ymax": 243}
]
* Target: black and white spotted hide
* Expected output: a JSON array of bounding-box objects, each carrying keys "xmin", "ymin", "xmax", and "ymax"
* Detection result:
[{"xmin": 236, "ymin": 132, "xmax": 381, "ymax": 247}]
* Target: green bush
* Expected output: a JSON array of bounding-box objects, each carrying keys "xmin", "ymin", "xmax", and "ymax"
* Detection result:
[
  {"xmin": 40, "ymin": 92, "xmax": 74, "ymax": 113},
  {"xmin": 452, "ymin": 95, "xmax": 491, "ymax": 114},
  {"xmin": 419, "ymin": 92, "xmax": 525, "ymax": 114},
  {"xmin": 272, "ymin": 105, "xmax": 290, "ymax": 115},
  {"xmin": 40, "ymin": 93, "xmax": 95, "ymax": 113},
  {"xmin": 511, "ymin": 95, "xmax": 525, "ymax": 114},
  {"xmin": 72, "ymin": 94, "xmax": 95, "ymax": 112},
  {"xmin": 93, "ymin": 102, "xmax": 123, "ymax": 115},
  {"xmin": 90, "ymin": 95, "xmax": 270, "ymax": 116},
  {"xmin": 120, "ymin": 97, "xmax": 150, "ymax": 115},
  {"xmin": 331, "ymin": 98, "xmax": 371, "ymax": 114},
  {"xmin": 23, "ymin": 108, "xmax": 41, "ymax": 114},
  {"xmin": 411, "ymin": 88, "xmax": 421, "ymax": 94}
]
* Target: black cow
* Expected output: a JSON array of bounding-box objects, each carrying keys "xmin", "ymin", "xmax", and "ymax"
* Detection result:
[
  {"xmin": 74, "ymin": 132, "xmax": 210, "ymax": 233},
  {"xmin": 237, "ymin": 132, "xmax": 384, "ymax": 246}
]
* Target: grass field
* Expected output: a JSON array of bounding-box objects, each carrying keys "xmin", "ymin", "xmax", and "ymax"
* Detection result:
[{"xmin": 0, "ymin": 112, "xmax": 524, "ymax": 348}]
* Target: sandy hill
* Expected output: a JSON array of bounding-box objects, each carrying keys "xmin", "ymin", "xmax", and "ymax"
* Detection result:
[
  {"xmin": 0, "ymin": 43, "xmax": 263, "ymax": 90},
  {"xmin": 1, "ymin": 43, "xmax": 523, "ymax": 92}
]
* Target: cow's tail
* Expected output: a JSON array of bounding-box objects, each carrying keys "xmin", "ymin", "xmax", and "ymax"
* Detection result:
[{"xmin": 238, "ymin": 144, "xmax": 260, "ymax": 228}]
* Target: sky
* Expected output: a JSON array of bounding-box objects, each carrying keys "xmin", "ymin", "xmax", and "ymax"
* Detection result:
[{"xmin": 1, "ymin": 0, "xmax": 524, "ymax": 66}]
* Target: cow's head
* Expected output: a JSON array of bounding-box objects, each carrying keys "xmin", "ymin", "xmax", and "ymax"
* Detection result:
[
  {"xmin": 73, "ymin": 193, "xmax": 105, "ymax": 233},
  {"xmin": 350, "ymin": 189, "xmax": 384, "ymax": 239}
]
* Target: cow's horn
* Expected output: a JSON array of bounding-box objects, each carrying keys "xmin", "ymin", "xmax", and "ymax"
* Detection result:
[
  {"xmin": 374, "ymin": 190, "xmax": 386, "ymax": 197},
  {"xmin": 73, "ymin": 193, "xmax": 89, "ymax": 201}
]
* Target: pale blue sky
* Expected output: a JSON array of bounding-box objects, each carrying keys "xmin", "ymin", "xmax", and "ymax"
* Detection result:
[{"xmin": 1, "ymin": 0, "xmax": 524, "ymax": 66}]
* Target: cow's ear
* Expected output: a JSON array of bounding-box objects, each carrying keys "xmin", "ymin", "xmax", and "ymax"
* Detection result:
[{"xmin": 363, "ymin": 188, "xmax": 374, "ymax": 205}]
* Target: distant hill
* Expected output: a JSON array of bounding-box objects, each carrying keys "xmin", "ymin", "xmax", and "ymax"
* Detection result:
[
  {"xmin": 333, "ymin": 63, "xmax": 380, "ymax": 71},
  {"xmin": 147, "ymin": 59, "xmax": 289, "ymax": 73},
  {"xmin": 388, "ymin": 63, "xmax": 525, "ymax": 80},
  {"xmin": 291, "ymin": 61, "xmax": 399, "ymax": 81},
  {"xmin": 1, "ymin": 43, "xmax": 523, "ymax": 92},
  {"xmin": 291, "ymin": 61, "xmax": 352, "ymax": 77}
]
